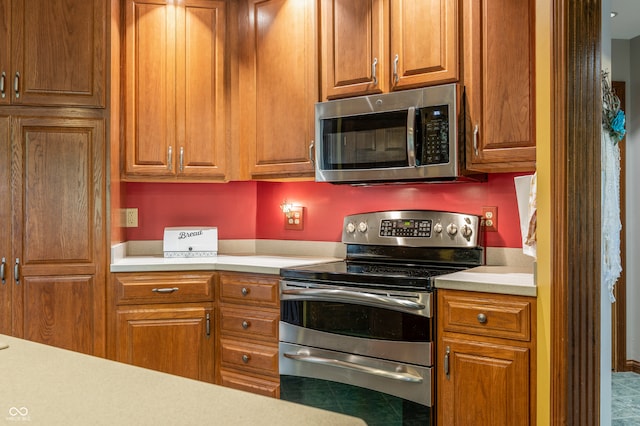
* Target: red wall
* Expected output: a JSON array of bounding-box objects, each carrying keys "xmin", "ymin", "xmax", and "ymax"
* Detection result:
[{"xmin": 125, "ymin": 173, "xmax": 529, "ymax": 248}]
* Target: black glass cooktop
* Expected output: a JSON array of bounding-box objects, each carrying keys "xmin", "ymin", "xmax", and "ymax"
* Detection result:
[{"xmin": 280, "ymin": 260, "xmax": 464, "ymax": 291}]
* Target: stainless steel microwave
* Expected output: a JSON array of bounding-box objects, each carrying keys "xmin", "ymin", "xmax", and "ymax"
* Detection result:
[{"xmin": 314, "ymin": 84, "xmax": 483, "ymax": 184}]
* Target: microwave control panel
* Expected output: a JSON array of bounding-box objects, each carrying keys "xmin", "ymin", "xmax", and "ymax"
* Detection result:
[{"xmin": 417, "ymin": 105, "xmax": 450, "ymax": 166}]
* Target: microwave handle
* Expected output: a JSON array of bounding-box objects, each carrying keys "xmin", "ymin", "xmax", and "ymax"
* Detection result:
[{"xmin": 407, "ymin": 107, "xmax": 416, "ymax": 167}]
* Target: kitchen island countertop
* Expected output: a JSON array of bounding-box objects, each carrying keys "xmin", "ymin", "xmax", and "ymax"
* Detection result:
[{"xmin": 0, "ymin": 334, "xmax": 365, "ymax": 425}]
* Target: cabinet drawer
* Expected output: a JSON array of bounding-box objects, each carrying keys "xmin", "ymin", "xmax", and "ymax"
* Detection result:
[
  {"xmin": 220, "ymin": 307, "xmax": 279, "ymax": 342},
  {"xmin": 440, "ymin": 291, "xmax": 531, "ymax": 341},
  {"xmin": 219, "ymin": 273, "xmax": 278, "ymax": 307},
  {"xmin": 219, "ymin": 338, "xmax": 279, "ymax": 377},
  {"xmin": 114, "ymin": 272, "xmax": 214, "ymax": 304},
  {"xmin": 219, "ymin": 369, "xmax": 280, "ymax": 398}
]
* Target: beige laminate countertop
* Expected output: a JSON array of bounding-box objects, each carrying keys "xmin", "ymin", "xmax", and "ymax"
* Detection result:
[
  {"xmin": 434, "ymin": 265, "xmax": 537, "ymax": 297},
  {"xmin": 0, "ymin": 334, "xmax": 365, "ymax": 426},
  {"xmin": 110, "ymin": 254, "xmax": 340, "ymax": 274}
]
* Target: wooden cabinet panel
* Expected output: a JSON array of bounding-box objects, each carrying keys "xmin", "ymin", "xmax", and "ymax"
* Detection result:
[
  {"xmin": 439, "ymin": 337, "xmax": 530, "ymax": 426},
  {"xmin": 114, "ymin": 272, "xmax": 214, "ymax": 305},
  {"xmin": 440, "ymin": 292, "xmax": 531, "ymax": 341},
  {"xmin": 241, "ymin": 0, "xmax": 317, "ymax": 179},
  {"xmin": 437, "ymin": 289, "xmax": 536, "ymax": 426},
  {"xmin": 463, "ymin": 0, "xmax": 535, "ymax": 172},
  {"xmin": 320, "ymin": 0, "xmax": 387, "ymax": 99},
  {"xmin": 0, "ymin": 115, "xmax": 11, "ymax": 334},
  {"xmin": 220, "ymin": 307, "xmax": 279, "ymax": 342},
  {"xmin": 8, "ymin": 0, "xmax": 105, "ymax": 106},
  {"xmin": 124, "ymin": 0, "xmax": 227, "ymax": 181},
  {"xmin": 219, "ymin": 369, "xmax": 280, "ymax": 398},
  {"xmin": 6, "ymin": 116, "xmax": 106, "ymax": 355},
  {"xmin": 320, "ymin": 0, "xmax": 457, "ymax": 100},
  {"xmin": 389, "ymin": 0, "xmax": 458, "ymax": 90},
  {"xmin": 116, "ymin": 305, "xmax": 215, "ymax": 382},
  {"xmin": 220, "ymin": 338, "xmax": 279, "ymax": 377},
  {"xmin": 0, "ymin": 0, "xmax": 10, "ymax": 105},
  {"xmin": 219, "ymin": 272, "xmax": 279, "ymax": 307}
]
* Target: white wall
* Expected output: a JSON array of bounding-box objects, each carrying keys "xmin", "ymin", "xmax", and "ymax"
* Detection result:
[{"xmin": 612, "ymin": 36, "xmax": 640, "ymax": 365}]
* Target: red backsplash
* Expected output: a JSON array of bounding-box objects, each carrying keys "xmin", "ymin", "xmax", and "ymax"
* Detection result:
[{"xmin": 125, "ymin": 173, "xmax": 530, "ymax": 248}]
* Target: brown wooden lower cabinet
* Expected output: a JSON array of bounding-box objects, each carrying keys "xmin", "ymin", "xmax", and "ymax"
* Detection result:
[
  {"xmin": 110, "ymin": 272, "xmax": 216, "ymax": 383},
  {"xmin": 437, "ymin": 289, "xmax": 536, "ymax": 426},
  {"xmin": 109, "ymin": 271, "xmax": 280, "ymax": 396},
  {"xmin": 217, "ymin": 272, "xmax": 280, "ymax": 397}
]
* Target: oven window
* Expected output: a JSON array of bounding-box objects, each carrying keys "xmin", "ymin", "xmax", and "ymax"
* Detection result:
[
  {"xmin": 281, "ymin": 300, "xmax": 431, "ymax": 342},
  {"xmin": 320, "ymin": 111, "xmax": 409, "ymax": 170},
  {"xmin": 280, "ymin": 375, "xmax": 431, "ymax": 426}
]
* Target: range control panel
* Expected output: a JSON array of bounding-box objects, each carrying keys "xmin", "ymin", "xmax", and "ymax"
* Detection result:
[{"xmin": 342, "ymin": 210, "xmax": 481, "ymax": 248}]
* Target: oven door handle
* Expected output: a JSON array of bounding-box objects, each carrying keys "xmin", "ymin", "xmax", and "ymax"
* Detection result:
[
  {"xmin": 281, "ymin": 288, "xmax": 425, "ymax": 311},
  {"xmin": 283, "ymin": 351, "xmax": 423, "ymax": 383}
]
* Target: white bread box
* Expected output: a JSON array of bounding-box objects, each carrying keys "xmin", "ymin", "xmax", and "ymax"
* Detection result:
[{"xmin": 163, "ymin": 227, "xmax": 218, "ymax": 258}]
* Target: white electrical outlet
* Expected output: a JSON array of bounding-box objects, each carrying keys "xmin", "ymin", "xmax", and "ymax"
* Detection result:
[{"xmin": 124, "ymin": 208, "xmax": 138, "ymax": 227}]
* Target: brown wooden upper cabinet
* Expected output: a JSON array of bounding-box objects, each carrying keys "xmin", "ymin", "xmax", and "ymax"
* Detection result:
[
  {"xmin": 239, "ymin": 0, "xmax": 317, "ymax": 180},
  {"xmin": 463, "ymin": 0, "xmax": 536, "ymax": 173},
  {"xmin": 320, "ymin": 0, "xmax": 458, "ymax": 100},
  {"xmin": 123, "ymin": 0, "xmax": 228, "ymax": 181},
  {"xmin": 0, "ymin": 0, "xmax": 106, "ymax": 107}
]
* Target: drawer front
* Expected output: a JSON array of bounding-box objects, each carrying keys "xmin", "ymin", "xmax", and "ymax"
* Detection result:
[
  {"xmin": 219, "ymin": 338, "xmax": 279, "ymax": 377},
  {"xmin": 114, "ymin": 272, "xmax": 214, "ymax": 304},
  {"xmin": 440, "ymin": 291, "xmax": 531, "ymax": 341},
  {"xmin": 220, "ymin": 307, "xmax": 279, "ymax": 342},
  {"xmin": 219, "ymin": 273, "xmax": 278, "ymax": 307},
  {"xmin": 219, "ymin": 369, "xmax": 280, "ymax": 398}
]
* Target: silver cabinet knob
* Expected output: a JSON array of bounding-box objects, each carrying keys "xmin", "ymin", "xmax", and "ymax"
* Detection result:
[
  {"xmin": 241, "ymin": 287, "xmax": 249, "ymax": 296},
  {"xmin": 242, "ymin": 320, "xmax": 250, "ymax": 329},
  {"xmin": 242, "ymin": 354, "xmax": 250, "ymax": 363},
  {"xmin": 477, "ymin": 313, "xmax": 487, "ymax": 324}
]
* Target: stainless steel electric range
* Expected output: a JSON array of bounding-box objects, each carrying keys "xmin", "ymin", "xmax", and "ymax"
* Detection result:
[{"xmin": 278, "ymin": 210, "xmax": 484, "ymax": 426}]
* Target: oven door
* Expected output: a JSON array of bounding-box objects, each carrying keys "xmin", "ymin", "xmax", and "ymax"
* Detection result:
[{"xmin": 279, "ymin": 280, "xmax": 435, "ymax": 425}]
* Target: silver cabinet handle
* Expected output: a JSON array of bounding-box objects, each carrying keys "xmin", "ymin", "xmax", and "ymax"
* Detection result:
[
  {"xmin": 282, "ymin": 288, "xmax": 425, "ymax": 311},
  {"xmin": 241, "ymin": 287, "xmax": 249, "ymax": 296},
  {"xmin": 444, "ymin": 346, "xmax": 451, "ymax": 379},
  {"xmin": 308, "ymin": 140, "xmax": 315, "ymax": 166},
  {"xmin": 0, "ymin": 257, "xmax": 5, "ymax": 284},
  {"xmin": 241, "ymin": 320, "xmax": 250, "ymax": 329},
  {"xmin": 393, "ymin": 54, "xmax": 399, "ymax": 84},
  {"xmin": 284, "ymin": 351, "xmax": 423, "ymax": 383},
  {"xmin": 0, "ymin": 72, "xmax": 5, "ymax": 98},
  {"xmin": 371, "ymin": 57, "xmax": 378, "ymax": 85},
  {"xmin": 167, "ymin": 146, "xmax": 173, "ymax": 171},
  {"xmin": 179, "ymin": 147, "xmax": 184, "ymax": 172},
  {"xmin": 151, "ymin": 287, "xmax": 179, "ymax": 293},
  {"xmin": 14, "ymin": 258, "xmax": 20, "ymax": 285},
  {"xmin": 473, "ymin": 124, "xmax": 479, "ymax": 156},
  {"xmin": 241, "ymin": 354, "xmax": 250, "ymax": 363},
  {"xmin": 14, "ymin": 72, "xmax": 19, "ymax": 98},
  {"xmin": 406, "ymin": 107, "xmax": 416, "ymax": 167},
  {"xmin": 477, "ymin": 313, "xmax": 487, "ymax": 324},
  {"xmin": 206, "ymin": 313, "xmax": 211, "ymax": 337}
]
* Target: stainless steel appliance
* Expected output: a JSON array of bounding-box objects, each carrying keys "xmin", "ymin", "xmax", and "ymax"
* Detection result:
[
  {"xmin": 314, "ymin": 84, "xmax": 485, "ymax": 184},
  {"xmin": 279, "ymin": 210, "xmax": 484, "ymax": 426}
]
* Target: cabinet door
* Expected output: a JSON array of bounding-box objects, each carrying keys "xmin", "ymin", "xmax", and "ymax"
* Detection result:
[
  {"xmin": 176, "ymin": 0, "xmax": 227, "ymax": 180},
  {"xmin": 116, "ymin": 306, "xmax": 215, "ymax": 383},
  {"xmin": 0, "ymin": 0, "xmax": 9, "ymax": 105},
  {"xmin": 463, "ymin": 0, "xmax": 535, "ymax": 172},
  {"xmin": 10, "ymin": 116, "xmax": 106, "ymax": 355},
  {"xmin": 438, "ymin": 337, "xmax": 530, "ymax": 426},
  {"xmin": 0, "ymin": 115, "xmax": 10, "ymax": 333},
  {"xmin": 124, "ymin": 0, "xmax": 177, "ymax": 178},
  {"xmin": 242, "ymin": 0, "xmax": 317, "ymax": 179},
  {"xmin": 10, "ymin": 0, "xmax": 106, "ymax": 106},
  {"xmin": 320, "ymin": 0, "xmax": 387, "ymax": 99},
  {"xmin": 389, "ymin": 0, "xmax": 458, "ymax": 90}
]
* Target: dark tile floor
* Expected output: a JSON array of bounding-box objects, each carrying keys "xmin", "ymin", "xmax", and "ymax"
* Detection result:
[
  {"xmin": 280, "ymin": 376, "xmax": 430, "ymax": 426},
  {"xmin": 612, "ymin": 372, "xmax": 640, "ymax": 425}
]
